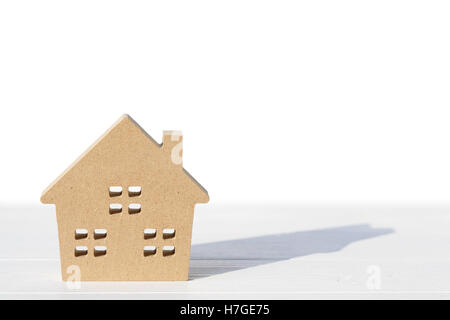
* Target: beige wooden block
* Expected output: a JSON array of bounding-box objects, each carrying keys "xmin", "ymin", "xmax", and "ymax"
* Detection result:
[{"xmin": 41, "ymin": 114, "xmax": 209, "ymax": 281}]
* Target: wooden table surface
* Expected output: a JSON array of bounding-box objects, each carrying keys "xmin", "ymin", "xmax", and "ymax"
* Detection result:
[{"xmin": 1, "ymin": 204, "xmax": 449, "ymax": 299}]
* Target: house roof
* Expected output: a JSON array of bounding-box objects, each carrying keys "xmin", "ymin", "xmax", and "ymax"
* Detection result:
[{"xmin": 41, "ymin": 114, "xmax": 209, "ymax": 205}]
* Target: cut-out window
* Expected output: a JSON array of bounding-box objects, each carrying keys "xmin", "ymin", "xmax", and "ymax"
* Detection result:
[
  {"xmin": 144, "ymin": 246, "xmax": 156, "ymax": 256},
  {"xmin": 109, "ymin": 186, "xmax": 122, "ymax": 197},
  {"xmin": 75, "ymin": 229, "xmax": 88, "ymax": 240},
  {"xmin": 163, "ymin": 228, "xmax": 176, "ymax": 239},
  {"xmin": 163, "ymin": 246, "xmax": 175, "ymax": 256},
  {"xmin": 94, "ymin": 229, "xmax": 107, "ymax": 239},
  {"xmin": 75, "ymin": 246, "xmax": 88, "ymax": 257},
  {"xmin": 109, "ymin": 203, "xmax": 122, "ymax": 214},
  {"xmin": 128, "ymin": 203, "xmax": 141, "ymax": 214},
  {"xmin": 144, "ymin": 228, "xmax": 156, "ymax": 239},
  {"xmin": 128, "ymin": 186, "xmax": 142, "ymax": 197},
  {"xmin": 94, "ymin": 246, "xmax": 107, "ymax": 256}
]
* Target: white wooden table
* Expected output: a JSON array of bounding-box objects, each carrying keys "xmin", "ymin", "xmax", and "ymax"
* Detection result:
[{"xmin": 1, "ymin": 204, "xmax": 449, "ymax": 299}]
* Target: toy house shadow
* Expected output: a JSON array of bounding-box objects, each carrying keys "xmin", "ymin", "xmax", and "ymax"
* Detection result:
[{"xmin": 189, "ymin": 224, "xmax": 393, "ymax": 279}]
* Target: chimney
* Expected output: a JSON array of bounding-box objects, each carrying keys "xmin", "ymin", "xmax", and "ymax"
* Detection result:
[{"xmin": 162, "ymin": 130, "xmax": 183, "ymax": 165}]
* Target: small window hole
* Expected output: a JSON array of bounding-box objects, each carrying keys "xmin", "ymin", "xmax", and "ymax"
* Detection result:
[
  {"xmin": 75, "ymin": 246, "xmax": 88, "ymax": 257},
  {"xmin": 163, "ymin": 228, "xmax": 176, "ymax": 239},
  {"xmin": 128, "ymin": 186, "xmax": 142, "ymax": 197},
  {"xmin": 94, "ymin": 229, "xmax": 107, "ymax": 239},
  {"xmin": 128, "ymin": 203, "xmax": 141, "ymax": 214},
  {"xmin": 144, "ymin": 228, "xmax": 156, "ymax": 239},
  {"xmin": 75, "ymin": 229, "xmax": 88, "ymax": 240},
  {"xmin": 94, "ymin": 246, "xmax": 107, "ymax": 256},
  {"xmin": 109, "ymin": 203, "xmax": 122, "ymax": 214},
  {"xmin": 144, "ymin": 246, "xmax": 157, "ymax": 256},
  {"xmin": 163, "ymin": 246, "xmax": 175, "ymax": 256},
  {"xmin": 109, "ymin": 186, "xmax": 122, "ymax": 197}
]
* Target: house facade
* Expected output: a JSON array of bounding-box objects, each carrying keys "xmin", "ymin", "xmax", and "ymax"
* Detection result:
[{"xmin": 41, "ymin": 115, "xmax": 209, "ymax": 281}]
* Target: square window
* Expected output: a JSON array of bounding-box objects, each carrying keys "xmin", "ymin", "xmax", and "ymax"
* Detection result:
[
  {"xmin": 144, "ymin": 228, "xmax": 156, "ymax": 239},
  {"xmin": 162, "ymin": 228, "xmax": 176, "ymax": 239},
  {"xmin": 144, "ymin": 246, "xmax": 156, "ymax": 256},
  {"xmin": 128, "ymin": 203, "xmax": 141, "ymax": 214},
  {"xmin": 128, "ymin": 186, "xmax": 142, "ymax": 197},
  {"xmin": 109, "ymin": 186, "xmax": 122, "ymax": 197},
  {"xmin": 162, "ymin": 246, "xmax": 175, "ymax": 256},
  {"xmin": 109, "ymin": 203, "xmax": 122, "ymax": 214},
  {"xmin": 75, "ymin": 246, "xmax": 88, "ymax": 257},
  {"xmin": 94, "ymin": 246, "xmax": 107, "ymax": 256},
  {"xmin": 94, "ymin": 229, "xmax": 107, "ymax": 239},
  {"xmin": 75, "ymin": 229, "xmax": 88, "ymax": 239}
]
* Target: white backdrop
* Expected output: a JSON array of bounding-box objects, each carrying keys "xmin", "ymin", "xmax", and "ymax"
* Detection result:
[{"xmin": 1, "ymin": 1, "xmax": 450, "ymax": 205}]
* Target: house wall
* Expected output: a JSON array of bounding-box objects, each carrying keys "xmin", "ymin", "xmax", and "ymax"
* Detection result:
[{"xmin": 56, "ymin": 196, "xmax": 196, "ymax": 281}]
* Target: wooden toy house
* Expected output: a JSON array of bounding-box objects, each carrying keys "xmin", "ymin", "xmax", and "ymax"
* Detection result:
[{"xmin": 41, "ymin": 115, "xmax": 209, "ymax": 281}]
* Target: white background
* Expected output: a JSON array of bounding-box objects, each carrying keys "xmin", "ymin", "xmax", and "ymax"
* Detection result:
[{"xmin": 1, "ymin": 1, "xmax": 450, "ymax": 205}]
